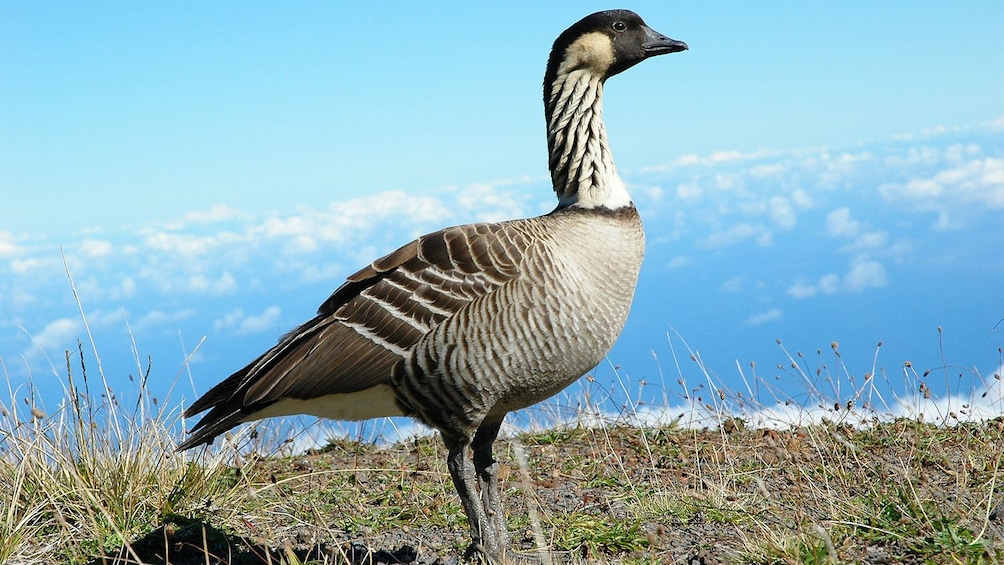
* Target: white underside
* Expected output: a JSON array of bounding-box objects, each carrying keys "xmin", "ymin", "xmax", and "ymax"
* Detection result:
[
  {"xmin": 559, "ymin": 171, "xmax": 632, "ymax": 209},
  {"xmin": 245, "ymin": 384, "xmax": 404, "ymax": 422}
]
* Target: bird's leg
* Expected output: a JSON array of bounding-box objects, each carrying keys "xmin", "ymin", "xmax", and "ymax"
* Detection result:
[
  {"xmin": 473, "ymin": 419, "xmax": 509, "ymax": 553},
  {"xmin": 445, "ymin": 435, "xmax": 500, "ymax": 563}
]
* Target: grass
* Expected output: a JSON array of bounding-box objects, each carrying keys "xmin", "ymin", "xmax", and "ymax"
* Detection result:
[
  {"xmin": 3, "ymin": 354, "xmax": 1004, "ymax": 564},
  {"xmin": 3, "ymin": 290, "xmax": 1004, "ymax": 562},
  {"xmin": 0, "ymin": 342, "xmax": 255, "ymax": 564}
]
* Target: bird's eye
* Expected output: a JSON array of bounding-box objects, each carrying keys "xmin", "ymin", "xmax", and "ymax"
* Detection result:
[{"xmin": 611, "ymin": 21, "xmax": 627, "ymax": 32}]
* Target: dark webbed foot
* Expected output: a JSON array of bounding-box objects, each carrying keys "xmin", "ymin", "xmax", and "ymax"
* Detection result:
[
  {"xmin": 445, "ymin": 437, "xmax": 502, "ymax": 563},
  {"xmin": 473, "ymin": 419, "xmax": 509, "ymax": 551},
  {"xmin": 445, "ymin": 418, "xmax": 510, "ymax": 564},
  {"xmin": 463, "ymin": 541, "xmax": 495, "ymax": 563}
]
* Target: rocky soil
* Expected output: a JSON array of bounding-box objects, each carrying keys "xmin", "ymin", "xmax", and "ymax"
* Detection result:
[{"xmin": 110, "ymin": 419, "xmax": 1004, "ymax": 564}]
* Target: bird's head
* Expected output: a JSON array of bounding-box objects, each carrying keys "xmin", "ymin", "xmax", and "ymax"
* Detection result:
[{"xmin": 545, "ymin": 9, "xmax": 687, "ymax": 89}]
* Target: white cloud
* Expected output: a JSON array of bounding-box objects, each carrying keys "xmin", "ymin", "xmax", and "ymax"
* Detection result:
[
  {"xmin": 182, "ymin": 204, "xmax": 249, "ymax": 224},
  {"xmin": 644, "ymin": 147, "xmax": 782, "ymax": 173},
  {"xmin": 886, "ymin": 177, "xmax": 942, "ymax": 201},
  {"xmin": 79, "ymin": 239, "xmax": 113, "ymax": 258},
  {"xmin": 213, "ymin": 309, "xmax": 244, "ymax": 332},
  {"xmin": 787, "ymin": 280, "xmax": 818, "ymax": 299},
  {"xmin": 3, "ymin": 121, "xmax": 1002, "ymax": 436},
  {"xmin": 641, "ymin": 185, "xmax": 664, "ymax": 202},
  {"xmin": 453, "ymin": 183, "xmax": 526, "ymax": 222},
  {"xmin": 133, "ymin": 308, "xmax": 198, "ymax": 332},
  {"xmin": 815, "ymin": 208, "xmax": 902, "ymax": 276},
  {"xmin": 186, "ymin": 272, "xmax": 237, "ymax": 295},
  {"xmin": 72, "ymin": 274, "xmax": 139, "ymax": 303},
  {"xmin": 672, "ymin": 154, "xmax": 701, "ymax": 167},
  {"xmin": 9, "ymin": 287, "xmax": 37, "ymax": 308},
  {"xmin": 943, "ymin": 143, "xmax": 982, "ymax": 162},
  {"xmin": 710, "ymin": 150, "xmax": 748, "ymax": 163},
  {"xmin": 10, "ymin": 257, "xmax": 45, "ymax": 275},
  {"xmin": 709, "ymin": 149, "xmax": 776, "ymax": 164},
  {"xmin": 0, "ymin": 231, "xmax": 21, "ymax": 259},
  {"xmin": 299, "ymin": 262, "xmax": 352, "ymax": 284},
  {"xmin": 23, "ymin": 317, "xmax": 81, "ymax": 358},
  {"xmin": 138, "ymin": 266, "xmax": 238, "ymax": 296},
  {"xmin": 121, "ymin": 276, "xmax": 137, "ymax": 299},
  {"xmin": 790, "ymin": 189, "xmax": 813, "ymax": 209},
  {"xmin": 78, "ymin": 308, "xmax": 128, "ymax": 330},
  {"xmin": 483, "ymin": 365, "xmax": 1004, "ymax": 439},
  {"xmin": 933, "ymin": 210, "xmax": 966, "ymax": 231},
  {"xmin": 744, "ymin": 308, "xmax": 782, "ymax": 326},
  {"xmin": 711, "ymin": 172, "xmax": 742, "ymax": 192},
  {"xmin": 700, "ymin": 223, "xmax": 772, "ymax": 249},
  {"xmin": 666, "ymin": 255, "xmax": 691, "ymax": 270},
  {"xmin": 749, "ymin": 163, "xmax": 786, "ymax": 178},
  {"xmin": 334, "ymin": 191, "xmax": 451, "ymax": 226},
  {"xmin": 104, "ymin": 186, "xmax": 517, "ymax": 304},
  {"xmin": 825, "ymin": 207, "xmax": 860, "ymax": 238},
  {"xmin": 767, "ymin": 196, "xmax": 797, "ymax": 229},
  {"xmin": 260, "ymin": 214, "xmax": 314, "ymax": 239},
  {"xmin": 815, "ymin": 151, "xmax": 874, "ymax": 188},
  {"xmin": 843, "ymin": 260, "xmax": 888, "ymax": 291},
  {"xmin": 675, "ymin": 183, "xmax": 702, "ymax": 200},
  {"xmin": 237, "ymin": 306, "xmax": 282, "ymax": 335},
  {"xmin": 214, "ymin": 306, "xmax": 282, "ymax": 335},
  {"xmin": 144, "ymin": 230, "xmax": 243, "ymax": 256},
  {"xmin": 840, "ymin": 230, "xmax": 888, "ymax": 253},
  {"xmin": 817, "ymin": 273, "xmax": 841, "ymax": 294},
  {"xmin": 241, "ymin": 190, "xmax": 457, "ymax": 257},
  {"xmin": 719, "ymin": 277, "xmax": 744, "ymax": 293},
  {"xmin": 787, "ymin": 260, "xmax": 887, "ymax": 298},
  {"xmin": 880, "ymin": 150, "xmax": 1004, "ymax": 213}
]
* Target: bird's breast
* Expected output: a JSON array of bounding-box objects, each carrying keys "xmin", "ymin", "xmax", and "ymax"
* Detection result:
[
  {"xmin": 395, "ymin": 207, "xmax": 645, "ymax": 424},
  {"xmin": 494, "ymin": 207, "xmax": 644, "ymax": 408}
]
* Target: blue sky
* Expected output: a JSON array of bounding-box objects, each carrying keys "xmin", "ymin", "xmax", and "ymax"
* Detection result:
[{"xmin": 2, "ymin": 3, "xmax": 1003, "ymax": 430}]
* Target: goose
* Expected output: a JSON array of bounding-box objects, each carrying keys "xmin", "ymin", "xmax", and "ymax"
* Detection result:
[{"xmin": 179, "ymin": 9, "xmax": 687, "ymax": 562}]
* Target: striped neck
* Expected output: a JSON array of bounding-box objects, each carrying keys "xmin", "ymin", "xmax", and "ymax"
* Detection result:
[{"xmin": 544, "ymin": 70, "xmax": 631, "ymax": 210}]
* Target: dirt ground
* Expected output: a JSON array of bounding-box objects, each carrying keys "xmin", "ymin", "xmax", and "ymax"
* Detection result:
[{"xmin": 114, "ymin": 420, "xmax": 1004, "ymax": 564}]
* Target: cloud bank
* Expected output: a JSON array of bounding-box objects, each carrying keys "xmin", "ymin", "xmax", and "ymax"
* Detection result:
[{"xmin": 2, "ymin": 119, "xmax": 1001, "ymax": 418}]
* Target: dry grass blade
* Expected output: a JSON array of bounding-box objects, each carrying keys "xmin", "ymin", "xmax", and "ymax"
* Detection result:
[{"xmin": 2, "ymin": 270, "xmax": 1004, "ymax": 563}]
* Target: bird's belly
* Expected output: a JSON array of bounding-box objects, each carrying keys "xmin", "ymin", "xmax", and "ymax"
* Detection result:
[
  {"xmin": 248, "ymin": 384, "xmax": 404, "ymax": 422},
  {"xmin": 490, "ymin": 291, "xmax": 633, "ymax": 412}
]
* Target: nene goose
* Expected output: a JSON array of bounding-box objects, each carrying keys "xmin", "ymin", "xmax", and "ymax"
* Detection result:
[{"xmin": 179, "ymin": 9, "xmax": 686, "ymax": 562}]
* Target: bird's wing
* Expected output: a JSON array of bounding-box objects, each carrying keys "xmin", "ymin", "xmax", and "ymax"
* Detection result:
[{"xmin": 181, "ymin": 220, "xmax": 534, "ymax": 439}]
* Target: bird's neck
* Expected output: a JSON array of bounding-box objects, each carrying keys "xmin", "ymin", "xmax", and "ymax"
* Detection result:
[{"xmin": 544, "ymin": 70, "xmax": 631, "ymax": 210}]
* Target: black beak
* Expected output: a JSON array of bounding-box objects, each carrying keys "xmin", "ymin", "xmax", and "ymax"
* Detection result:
[{"xmin": 641, "ymin": 25, "xmax": 688, "ymax": 56}]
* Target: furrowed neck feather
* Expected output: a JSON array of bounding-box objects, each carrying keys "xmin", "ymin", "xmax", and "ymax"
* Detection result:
[{"xmin": 544, "ymin": 69, "xmax": 631, "ymax": 210}]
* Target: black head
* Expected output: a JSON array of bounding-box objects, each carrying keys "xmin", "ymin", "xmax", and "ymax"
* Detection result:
[{"xmin": 544, "ymin": 9, "xmax": 687, "ymax": 90}]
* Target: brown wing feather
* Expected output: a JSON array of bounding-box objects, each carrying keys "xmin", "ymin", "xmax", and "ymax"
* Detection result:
[{"xmin": 180, "ymin": 220, "xmax": 534, "ymax": 448}]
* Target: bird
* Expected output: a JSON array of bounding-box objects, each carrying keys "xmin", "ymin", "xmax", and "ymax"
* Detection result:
[{"xmin": 178, "ymin": 9, "xmax": 687, "ymax": 563}]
